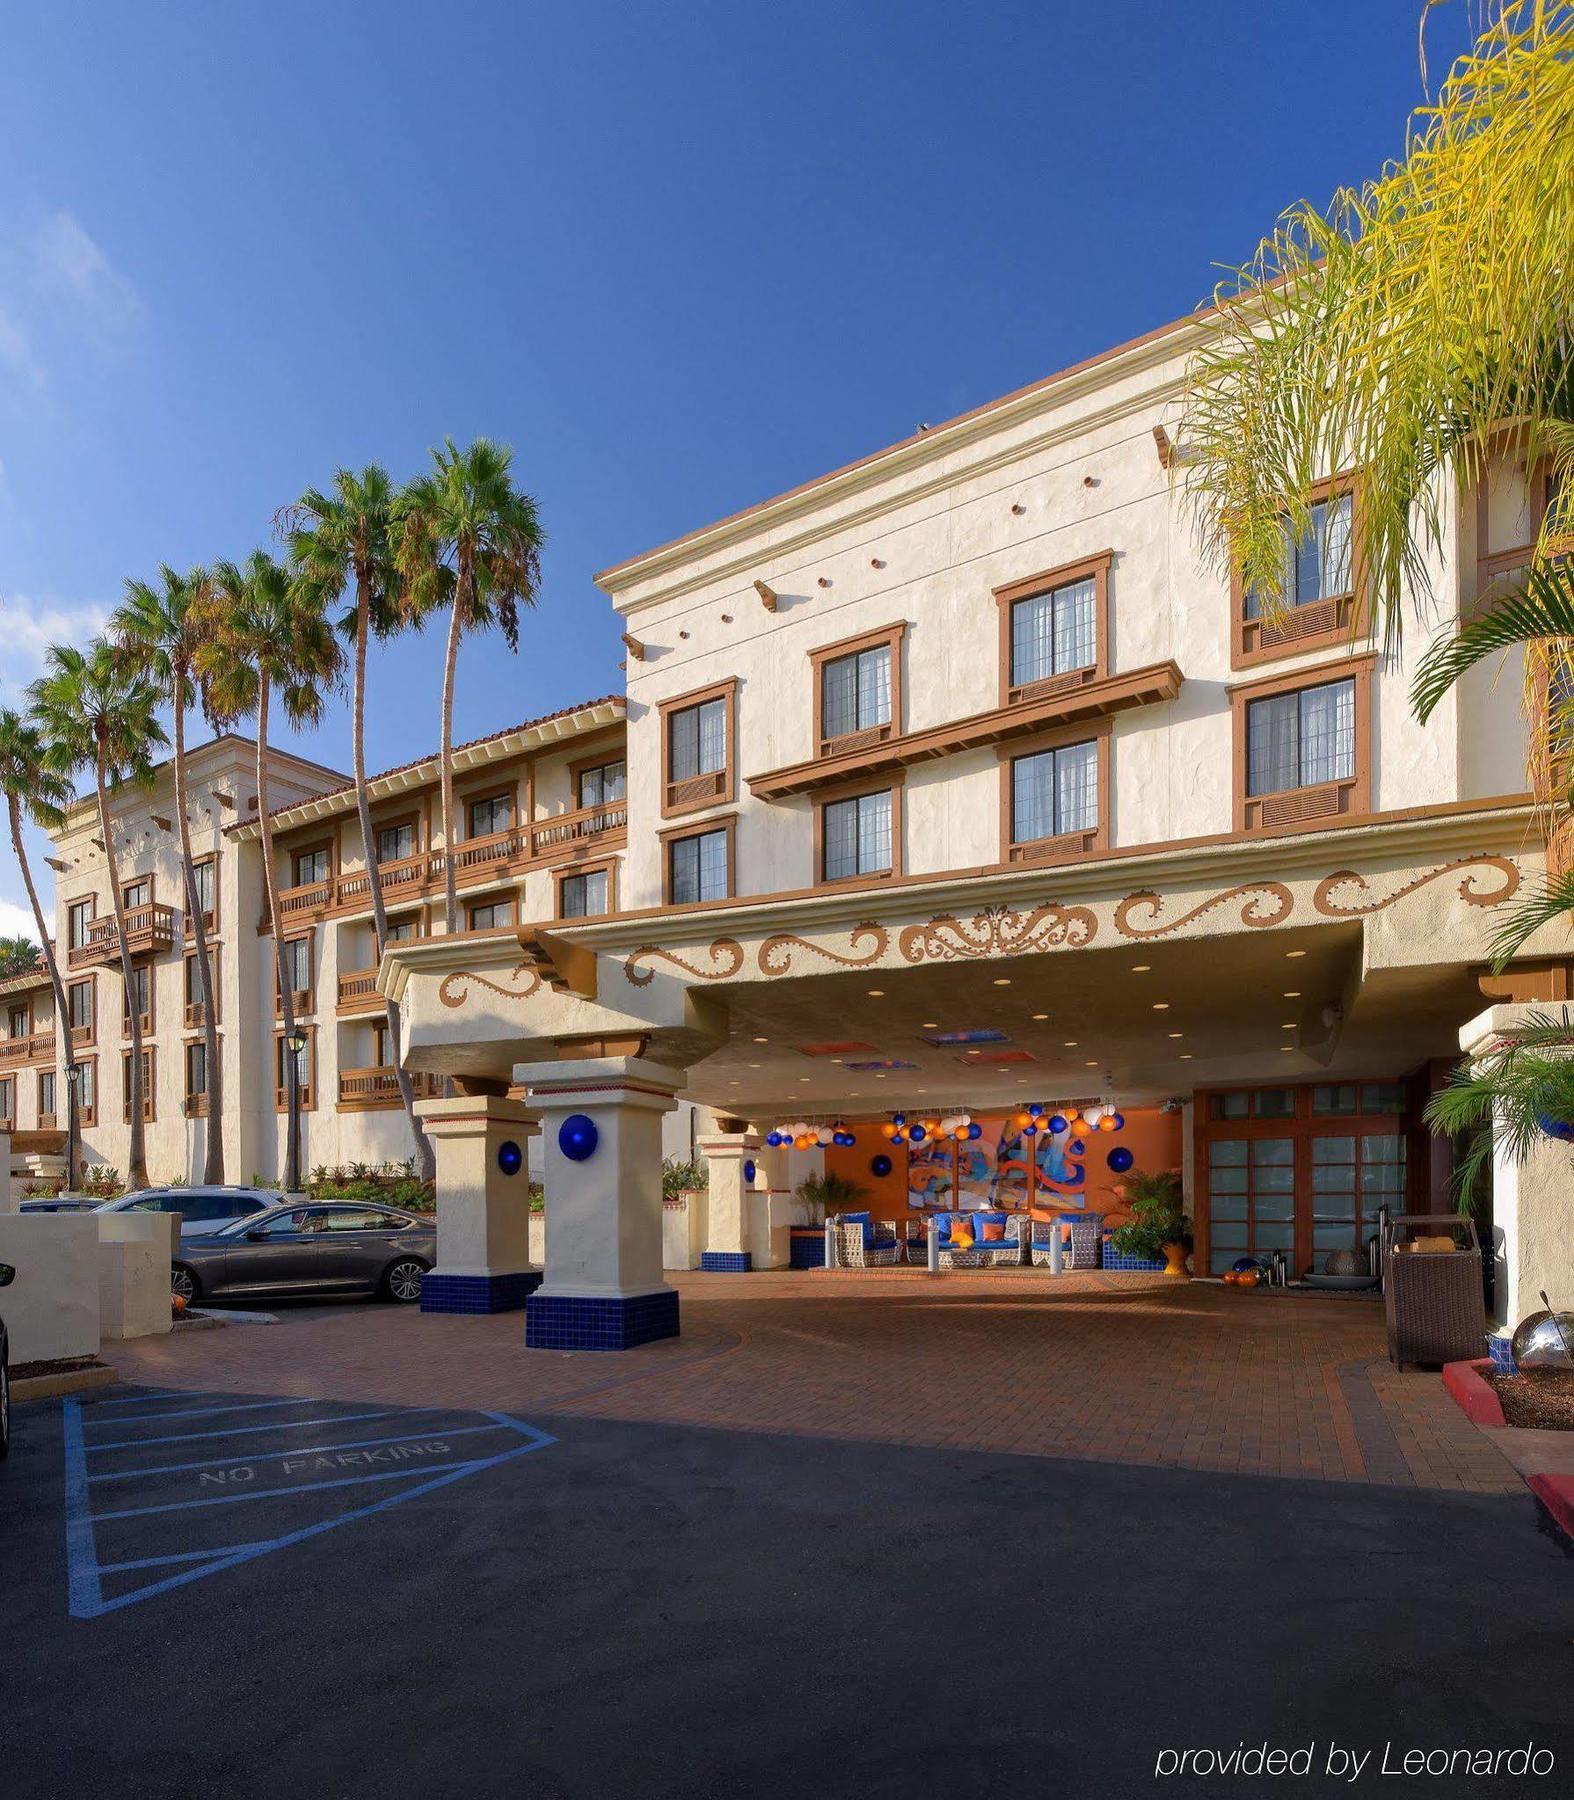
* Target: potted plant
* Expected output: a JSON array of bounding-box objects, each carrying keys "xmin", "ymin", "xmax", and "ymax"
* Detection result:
[
  {"xmin": 1108, "ymin": 1169, "xmax": 1192, "ymax": 1277},
  {"xmin": 795, "ymin": 1170, "xmax": 868, "ymax": 1223}
]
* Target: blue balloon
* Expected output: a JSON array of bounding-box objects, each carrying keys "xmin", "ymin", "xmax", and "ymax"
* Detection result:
[
  {"xmin": 1028, "ymin": 1102, "xmax": 1043, "ymax": 1117},
  {"xmin": 892, "ymin": 1112, "xmax": 907, "ymax": 1126},
  {"xmin": 1106, "ymin": 1146, "xmax": 1134, "ymax": 1173},
  {"xmin": 967, "ymin": 1121, "xmax": 982, "ymax": 1140},
  {"xmin": 1023, "ymin": 1122, "xmax": 1038, "ymax": 1136},
  {"xmin": 909, "ymin": 1124, "xmax": 927, "ymax": 1143},
  {"xmin": 871, "ymin": 1153, "xmax": 893, "ymax": 1178},
  {"xmin": 765, "ymin": 1131, "xmax": 779, "ymax": 1147},
  {"xmin": 1048, "ymin": 1114, "xmax": 1068, "ymax": 1134},
  {"xmin": 558, "ymin": 1113, "xmax": 598, "ymax": 1162},
  {"xmin": 1108, "ymin": 1110, "xmax": 1126, "ymax": 1131},
  {"xmin": 496, "ymin": 1139, "xmax": 523, "ymax": 1177}
]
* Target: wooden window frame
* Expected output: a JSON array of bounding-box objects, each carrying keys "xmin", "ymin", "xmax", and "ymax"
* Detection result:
[
  {"xmin": 996, "ymin": 719, "xmax": 1112, "ymax": 867},
  {"xmin": 569, "ymin": 751, "xmax": 629, "ymax": 812},
  {"xmin": 465, "ymin": 895, "xmax": 517, "ymax": 932},
  {"xmin": 290, "ymin": 837, "xmax": 335, "ymax": 889},
  {"xmin": 1230, "ymin": 654, "xmax": 1376, "ymax": 835},
  {"xmin": 995, "ymin": 550, "xmax": 1112, "ymax": 708},
  {"xmin": 72, "ymin": 1055, "xmax": 98, "ymax": 1128},
  {"xmin": 275, "ymin": 932, "xmax": 316, "ymax": 1018},
  {"xmin": 183, "ymin": 1038, "xmax": 210, "ymax": 1117},
  {"xmin": 66, "ymin": 895, "xmax": 96, "ymax": 952},
  {"xmin": 1474, "ymin": 436, "xmax": 1557, "ymax": 593},
  {"xmin": 121, "ymin": 961, "xmax": 155, "ymax": 1040},
  {"xmin": 553, "ymin": 856, "xmax": 619, "ymax": 920},
  {"xmin": 813, "ymin": 773, "xmax": 905, "ymax": 888},
  {"xmin": 183, "ymin": 945, "xmax": 221, "ymax": 1029},
  {"xmin": 6, "ymin": 998, "xmax": 33, "ymax": 1039},
  {"xmin": 659, "ymin": 678, "xmax": 738, "ymax": 819},
  {"xmin": 1230, "ymin": 474, "xmax": 1369, "ymax": 670},
  {"xmin": 274, "ymin": 1024, "xmax": 317, "ymax": 1113},
  {"xmin": 121, "ymin": 873, "xmax": 155, "ymax": 912},
  {"xmin": 371, "ymin": 809, "xmax": 421, "ymax": 866},
  {"xmin": 37, "ymin": 1067, "xmax": 56, "ymax": 1130},
  {"xmin": 463, "ymin": 785, "xmax": 518, "ymax": 842},
  {"xmin": 659, "ymin": 814, "xmax": 738, "ymax": 907},
  {"xmin": 0, "ymin": 1073, "xmax": 13, "ymax": 1129},
  {"xmin": 121, "ymin": 1045, "xmax": 156, "ymax": 1125},
  {"xmin": 186, "ymin": 854, "xmax": 218, "ymax": 938},
  {"xmin": 809, "ymin": 622, "xmax": 906, "ymax": 760},
  {"xmin": 67, "ymin": 976, "xmax": 96, "ymax": 1047}
]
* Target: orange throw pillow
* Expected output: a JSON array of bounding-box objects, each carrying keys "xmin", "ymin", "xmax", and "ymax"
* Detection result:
[
  {"xmin": 979, "ymin": 1219, "xmax": 1006, "ymax": 1243},
  {"xmin": 949, "ymin": 1228, "xmax": 974, "ymax": 1250}
]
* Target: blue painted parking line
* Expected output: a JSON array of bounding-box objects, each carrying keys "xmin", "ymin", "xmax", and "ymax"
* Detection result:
[{"xmin": 63, "ymin": 1389, "xmax": 556, "ymax": 1619}]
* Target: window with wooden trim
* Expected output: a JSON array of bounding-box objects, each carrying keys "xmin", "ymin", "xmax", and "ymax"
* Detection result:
[
  {"xmin": 37, "ymin": 1068, "xmax": 56, "ymax": 1128},
  {"xmin": 374, "ymin": 817, "xmax": 417, "ymax": 864},
  {"xmin": 467, "ymin": 791, "xmax": 514, "ymax": 839},
  {"xmin": 189, "ymin": 855, "xmax": 215, "ymax": 925},
  {"xmin": 184, "ymin": 1040, "xmax": 209, "ymax": 1115},
  {"xmin": 67, "ymin": 977, "xmax": 94, "ymax": 1042},
  {"xmin": 1232, "ymin": 478, "xmax": 1363, "ymax": 667},
  {"xmin": 1231, "ymin": 657, "xmax": 1374, "ymax": 832},
  {"xmin": 576, "ymin": 759, "xmax": 626, "ymax": 809},
  {"xmin": 558, "ymin": 866, "xmax": 610, "ymax": 918},
  {"xmin": 276, "ymin": 935, "xmax": 314, "ymax": 1014},
  {"xmin": 184, "ymin": 947, "xmax": 219, "ymax": 1027},
  {"xmin": 665, "ymin": 823, "xmax": 732, "ymax": 905},
  {"xmin": 67, "ymin": 898, "xmax": 94, "ymax": 951},
  {"xmin": 384, "ymin": 914, "xmax": 421, "ymax": 944},
  {"xmin": 70, "ymin": 1057, "xmax": 96, "ymax": 1127},
  {"xmin": 808, "ymin": 624, "xmax": 904, "ymax": 758},
  {"xmin": 122, "ymin": 876, "xmax": 151, "ymax": 912},
  {"xmin": 996, "ymin": 554, "xmax": 1110, "ymax": 706},
  {"xmin": 0, "ymin": 1074, "xmax": 13, "ymax": 1128},
  {"xmin": 6, "ymin": 1001, "xmax": 29, "ymax": 1039},
  {"xmin": 121, "ymin": 1046, "xmax": 155, "ymax": 1124},
  {"xmin": 821, "ymin": 788, "xmax": 895, "ymax": 882},
  {"xmin": 467, "ymin": 897, "xmax": 515, "ymax": 931},
  {"xmin": 122, "ymin": 963, "xmax": 153, "ymax": 1037},
  {"xmin": 275, "ymin": 1030, "xmax": 314, "ymax": 1111},
  {"xmin": 659, "ymin": 681, "xmax": 735, "ymax": 817},
  {"xmin": 293, "ymin": 844, "xmax": 331, "ymax": 887},
  {"xmin": 1013, "ymin": 738, "xmax": 1096, "ymax": 844}
]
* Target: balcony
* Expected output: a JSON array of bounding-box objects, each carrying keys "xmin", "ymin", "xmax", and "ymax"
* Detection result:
[
  {"xmin": 270, "ymin": 800, "xmax": 628, "ymax": 927},
  {"xmin": 67, "ymin": 903, "xmax": 178, "ymax": 970},
  {"xmin": 0, "ymin": 1030, "xmax": 56, "ymax": 1069},
  {"xmin": 337, "ymin": 969, "xmax": 384, "ymax": 1015},
  {"xmin": 338, "ymin": 1067, "xmax": 443, "ymax": 1111}
]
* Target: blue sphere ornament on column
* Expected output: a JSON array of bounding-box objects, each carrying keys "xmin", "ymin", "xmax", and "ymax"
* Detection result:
[
  {"xmin": 743, "ymin": 1158, "xmax": 757, "ymax": 1184},
  {"xmin": 558, "ymin": 1113, "xmax": 599, "ymax": 1162},
  {"xmin": 1538, "ymin": 1114, "xmax": 1574, "ymax": 1142},
  {"xmin": 496, "ymin": 1139, "xmax": 523, "ymax": 1177},
  {"xmin": 1106, "ymin": 1145, "xmax": 1134, "ymax": 1173},
  {"xmin": 871, "ymin": 1153, "xmax": 893, "ymax": 1178}
]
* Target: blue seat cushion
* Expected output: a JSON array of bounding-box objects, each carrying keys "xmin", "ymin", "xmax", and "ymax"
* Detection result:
[{"xmin": 842, "ymin": 1209, "xmax": 874, "ymax": 1248}]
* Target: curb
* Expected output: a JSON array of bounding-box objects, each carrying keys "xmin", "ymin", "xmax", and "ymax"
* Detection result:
[
  {"xmin": 12, "ymin": 1364, "xmax": 118, "ymax": 1401},
  {"xmin": 1527, "ymin": 1474, "xmax": 1574, "ymax": 1540},
  {"xmin": 1442, "ymin": 1359, "xmax": 1572, "ymax": 1545}
]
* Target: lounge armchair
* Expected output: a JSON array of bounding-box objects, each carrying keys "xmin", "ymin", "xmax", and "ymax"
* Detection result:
[
  {"xmin": 1030, "ymin": 1211, "xmax": 1104, "ymax": 1269},
  {"xmin": 830, "ymin": 1212, "xmax": 903, "ymax": 1268}
]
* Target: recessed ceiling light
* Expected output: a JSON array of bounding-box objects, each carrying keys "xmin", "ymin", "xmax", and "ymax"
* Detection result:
[
  {"xmin": 1285, "ymin": 950, "xmax": 1306, "ymax": 959},
  {"xmin": 1064, "ymin": 1040, "xmax": 1079, "ymax": 1047},
  {"xmin": 798, "ymin": 1077, "xmax": 811, "ymax": 1083},
  {"xmin": 874, "ymin": 1073, "xmax": 886, "ymax": 1079},
  {"xmin": 921, "ymin": 1022, "xmax": 940, "ymax": 1029},
  {"xmin": 1282, "ymin": 1023, "xmax": 1295, "ymax": 1030},
  {"xmin": 1152, "ymin": 1002, "xmax": 1170, "ymax": 1011},
  {"xmin": 1167, "ymin": 1032, "xmax": 1183, "ymax": 1039},
  {"xmin": 747, "ymin": 1062, "xmax": 761, "ymax": 1068},
  {"xmin": 1283, "ymin": 990, "xmax": 1301, "ymax": 998},
  {"xmin": 1131, "ymin": 963, "xmax": 1151, "ymax": 973},
  {"xmin": 753, "ymin": 1036, "xmax": 769, "ymax": 1043},
  {"xmin": 1031, "ymin": 1012, "xmax": 1048, "ymax": 1021},
  {"xmin": 1179, "ymin": 1053, "xmax": 1193, "ymax": 1060},
  {"xmin": 1280, "ymin": 1045, "xmax": 1294, "ymax": 1052},
  {"xmin": 1086, "ymin": 1059, "xmax": 1098, "ymax": 1066},
  {"xmin": 992, "ymin": 978, "xmax": 1011, "ymax": 987},
  {"xmin": 867, "ymin": 989, "xmax": 885, "ymax": 997}
]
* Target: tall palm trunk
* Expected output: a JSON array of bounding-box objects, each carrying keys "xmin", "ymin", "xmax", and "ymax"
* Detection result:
[
  {"xmin": 256, "ymin": 684, "xmax": 303, "ymax": 1191},
  {"xmin": 172, "ymin": 689, "xmax": 224, "ymax": 1183},
  {"xmin": 95, "ymin": 751, "xmax": 149, "ymax": 1188},
  {"xmin": 7, "ymin": 793, "xmax": 79, "ymax": 1187},
  {"xmin": 438, "ymin": 579, "xmax": 464, "ymax": 935},
  {"xmin": 351, "ymin": 581, "xmax": 433, "ymax": 1180}
]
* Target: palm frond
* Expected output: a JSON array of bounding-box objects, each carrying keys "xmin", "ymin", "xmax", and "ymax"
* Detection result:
[{"xmin": 1412, "ymin": 561, "xmax": 1574, "ymax": 721}]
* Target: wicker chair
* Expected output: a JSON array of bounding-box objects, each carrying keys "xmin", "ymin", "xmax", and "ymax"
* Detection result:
[
  {"xmin": 830, "ymin": 1219, "xmax": 904, "ymax": 1269},
  {"xmin": 928, "ymin": 1212, "xmax": 1029, "ymax": 1268},
  {"xmin": 1381, "ymin": 1213, "xmax": 1486, "ymax": 1370},
  {"xmin": 1030, "ymin": 1212, "xmax": 1103, "ymax": 1269}
]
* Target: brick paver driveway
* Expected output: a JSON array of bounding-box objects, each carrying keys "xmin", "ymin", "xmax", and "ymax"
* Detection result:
[{"xmin": 114, "ymin": 1268, "xmax": 1518, "ymax": 1494}]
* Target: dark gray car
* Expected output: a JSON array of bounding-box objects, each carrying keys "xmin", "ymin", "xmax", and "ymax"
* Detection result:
[{"xmin": 171, "ymin": 1202, "xmax": 435, "ymax": 1306}]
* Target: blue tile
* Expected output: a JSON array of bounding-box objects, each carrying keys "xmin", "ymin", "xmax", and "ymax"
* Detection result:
[
  {"xmin": 525, "ymin": 1288, "xmax": 680, "ymax": 1351},
  {"xmin": 420, "ymin": 1270, "xmax": 542, "ymax": 1314},
  {"xmin": 700, "ymin": 1251, "xmax": 753, "ymax": 1272}
]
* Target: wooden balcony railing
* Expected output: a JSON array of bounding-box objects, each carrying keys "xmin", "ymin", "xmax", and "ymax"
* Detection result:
[
  {"xmin": 67, "ymin": 903, "xmax": 178, "ymax": 970},
  {"xmin": 270, "ymin": 800, "xmax": 628, "ymax": 927},
  {"xmin": 336, "ymin": 969, "xmax": 383, "ymax": 1015},
  {"xmin": 338, "ymin": 1067, "xmax": 443, "ymax": 1111},
  {"xmin": 0, "ymin": 1030, "xmax": 56, "ymax": 1069}
]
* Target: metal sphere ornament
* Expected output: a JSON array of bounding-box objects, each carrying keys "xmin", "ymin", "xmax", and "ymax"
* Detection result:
[
  {"xmin": 1538, "ymin": 1115, "xmax": 1574, "ymax": 1143},
  {"xmin": 1106, "ymin": 1146, "xmax": 1134, "ymax": 1173},
  {"xmin": 558, "ymin": 1113, "xmax": 599, "ymax": 1162},
  {"xmin": 743, "ymin": 1159, "xmax": 757, "ymax": 1185},
  {"xmin": 496, "ymin": 1139, "xmax": 523, "ymax": 1177},
  {"xmin": 1511, "ymin": 1308, "xmax": 1574, "ymax": 1370},
  {"xmin": 871, "ymin": 1153, "xmax": 893, "ymax": 1179}
]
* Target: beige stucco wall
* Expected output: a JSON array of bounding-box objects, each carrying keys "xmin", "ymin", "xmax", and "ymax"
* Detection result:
[{"xmin": 0, "ymin": 1213, "xmax": 101, "ymax": 1362}]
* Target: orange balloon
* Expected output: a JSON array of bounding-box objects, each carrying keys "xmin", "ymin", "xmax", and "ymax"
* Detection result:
[{"xmin": 1098, "ymin": 1115, "xmax": 1117, "ymax": 1133}]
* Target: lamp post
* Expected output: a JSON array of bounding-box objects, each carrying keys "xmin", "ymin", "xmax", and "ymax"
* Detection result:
[{"xmin": 284, "ymin": 1025, "xmax": 308, "ymax": 1195}]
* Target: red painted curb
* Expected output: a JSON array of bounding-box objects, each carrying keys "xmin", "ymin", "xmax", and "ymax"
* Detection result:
[
  {"xmin": 1527, "ymin": 1475, "xmax": 1574, "ymax": 1544},
  {"xmin": 1442, "ymin": 1358, "xmax": 1507, "ymax": 1428}
]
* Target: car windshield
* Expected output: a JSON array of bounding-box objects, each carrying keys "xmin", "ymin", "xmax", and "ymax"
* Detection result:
[{"xmin": 214, "ymin": 1205, "xmax": 299, "ymax": 1238}]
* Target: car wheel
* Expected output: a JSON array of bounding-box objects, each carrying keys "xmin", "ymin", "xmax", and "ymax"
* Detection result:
[
  {"xmin": 170, "ymin": 1264, "xmax": 200, "ymax": 1306},
  {"xmin": 0, "ymin": 1349, "xmax": 10, "ymax": 1460},
  {"xmin": 383, "ymin": 1258, "xmax": 427, "ymax": 1304}
]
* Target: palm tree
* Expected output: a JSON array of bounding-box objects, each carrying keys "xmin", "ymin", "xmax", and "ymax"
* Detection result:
[
  {"xmin": 0, "ymin": 933, "xmax": 42, "ymax": 980},
  {"xmin": 393, "ymin": 438, "xmax": 544, "ymax": 933},
  {"xmin": 0, "ymin": 710, "xmax": 83, "ymax": 1183},
  {"xmin": 29, "ymin": 642, "xmax": 167, "ymax": 1190},
  {"xmin": 1181, "ymin": 4, "xmax": 1574, "ymax": 1188},
  {"xmin": 110, "ymin": 566, "xmax": 227, "ymax": 1184},
  {"xmin": 283, "ymin": 466, "xmax": 434, "ymax": 1180},
  {"xmin": 201, "ymin": 552, "xmax": 342, "ymax": 1192}
]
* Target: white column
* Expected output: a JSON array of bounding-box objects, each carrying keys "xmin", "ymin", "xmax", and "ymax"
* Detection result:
[
  {"xmin": 1459, "ymin": 1004, "xmax": 1574, "ymax": 1326},
  {"xmin": 415, "ymin": 1094, "xmax": 541, "ymax": 1313},
  {"xmin": 745, "ymin": 1133, "xmax": 796, "ymax": 1268},
  {"xmin": 697, "ymin": 1130, "xmax": 759, "ymax": 1270},
  {"xmin": 522, "ymin": 1055, "xmax": 683, "ymax": 1350}
]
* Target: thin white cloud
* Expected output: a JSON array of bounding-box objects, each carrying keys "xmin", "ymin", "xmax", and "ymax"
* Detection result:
[
  {"xmin": 0, "ymin": 208, "xmax": 142, "ymax": 396},
  {"xmin": 0, "ymin": 897, "xmax": 40, "ymax": 943},
  {"xmin": 30, "ymin": 210, "xmax": 141, "ymax": 341},
  {"xmin": 0, "ymin": 591, "xmax": 110, "ymax": 705},
  {"xmin": 0, "ymin": 306, "xmax": 44, "ymax": 391}
]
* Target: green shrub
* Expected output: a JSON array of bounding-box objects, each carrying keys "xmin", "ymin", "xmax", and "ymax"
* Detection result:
[
  {"xmin": 661, "ymin": 1156, "xmax": 707, "ymax": 1199},
  {"xmin": 1107, "ymin": 1169, "xmax": 1190, "ymax": 1262},
  {"xmin": 795, "ymin": 1171, "xmax": 867, "ymax": 1218}
]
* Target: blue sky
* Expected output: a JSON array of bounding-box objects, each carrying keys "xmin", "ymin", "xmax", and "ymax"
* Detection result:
[{"xmin": 0, "ymin": 0, "xmax": 1474, "ymax": 937}]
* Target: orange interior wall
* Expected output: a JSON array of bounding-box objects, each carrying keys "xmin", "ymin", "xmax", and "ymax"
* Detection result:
[{"xmin": 823, "ymin": 1107, "xmax": 1182, "ymax": 1227}]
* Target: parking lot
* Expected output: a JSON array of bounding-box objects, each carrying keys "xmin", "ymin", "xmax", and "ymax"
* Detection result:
[{"xmin": 4, "ymin": 1279, "xmax": 1571, "ymax": 1798}]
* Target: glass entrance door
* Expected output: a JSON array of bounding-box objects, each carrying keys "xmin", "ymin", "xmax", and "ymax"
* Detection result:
[{"xmin": 1205, "ymin": 1137, "xmax": 1295, "ymax": 1274}]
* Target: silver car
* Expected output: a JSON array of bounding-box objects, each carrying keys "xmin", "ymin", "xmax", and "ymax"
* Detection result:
[
  {"xmin": 171, "ymin": 1201, "xmax": 435, "ymax": 1306},
  {"xmin": 99, "ymin": 1185, "xmax": 283, "ymax": 1238}
]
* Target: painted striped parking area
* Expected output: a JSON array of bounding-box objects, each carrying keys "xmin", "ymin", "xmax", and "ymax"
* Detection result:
[{"xmin": 63, "ymin": 1386, "xmax": 555, "ymax": 1618}]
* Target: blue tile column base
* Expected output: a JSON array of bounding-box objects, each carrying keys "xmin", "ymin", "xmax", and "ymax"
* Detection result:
[
  {"xmin": 525, "ymin": 1288, "xmax": 680, "ymax": 1351},
  {"xmin": 700, "ymin": 1251, "xmax": 753, "ymax": 1272},
  {"xmin": 420, "ymin": 1270, "xmax": 542, "ymax": 1315}
]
